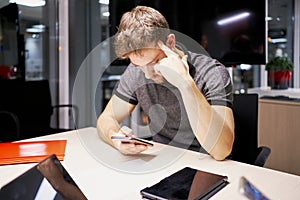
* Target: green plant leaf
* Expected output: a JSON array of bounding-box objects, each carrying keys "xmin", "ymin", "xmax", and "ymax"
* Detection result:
[{"xmin": 265, "ymin": 56, "xmax": 294, "ymax": 71}]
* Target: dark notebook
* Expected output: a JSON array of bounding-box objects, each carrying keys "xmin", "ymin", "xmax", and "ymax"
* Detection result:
[
  {"xmin": 0, "ymin": 154, "xmax": 87, "ymax": 200},
  {"xmin": 140, "ymin": 167, "xmax": 229, "ymax": 200}
]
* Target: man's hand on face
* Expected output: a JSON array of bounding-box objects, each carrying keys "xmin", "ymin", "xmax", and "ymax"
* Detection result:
[{"xmin": 154, "ymin": 42, "xmax": 190, "ymax": 88}]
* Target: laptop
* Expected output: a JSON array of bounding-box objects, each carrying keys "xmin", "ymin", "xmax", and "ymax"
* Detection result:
[
  {"xmin": 0, "ymin": 154, "xmax": 87, "ymax": 200},
  {"xmin": 140, "ymin": 167, "xmax": 229, "ymax": 200}
]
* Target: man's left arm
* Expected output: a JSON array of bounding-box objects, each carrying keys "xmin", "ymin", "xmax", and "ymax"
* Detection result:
[
  {"xmin": 155, "ymin": 43, "xmax": 234, "ymax": 160},
  {"xmin": 177, "ymin": 79, "xmax": 234, "ymax": 160}
]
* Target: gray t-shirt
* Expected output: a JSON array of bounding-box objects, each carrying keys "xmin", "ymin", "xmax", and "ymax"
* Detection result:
[{"xmin": 115, "ymin": 51, "xmax": 233, "ymax": 151}]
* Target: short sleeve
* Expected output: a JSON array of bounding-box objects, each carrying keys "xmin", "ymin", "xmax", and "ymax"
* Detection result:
[
  {"xmin": 189, "ymin": 52, "xmax": 233, "ymax": 108},
  {"xmin": 115, "ymin": 64, "xmax": 139, "ymax": 105}
]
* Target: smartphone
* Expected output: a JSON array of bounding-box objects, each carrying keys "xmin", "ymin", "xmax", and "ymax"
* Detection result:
[
  {"xmin": 111, "ymin": 136, "xmax": 154, "ymax": 147},
  {"xmin": 239, "ymin": 176, "xmax": 269, "ymax": 200}
]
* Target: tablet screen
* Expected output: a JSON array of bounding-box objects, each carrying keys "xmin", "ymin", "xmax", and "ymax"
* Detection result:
[
  {"xmin": 140, "ymin": 167, "xmax": 228, "ymax": 200},
  {"xmin": 0, "ymin": 154, "xmax": 87, "ymax": 200}
]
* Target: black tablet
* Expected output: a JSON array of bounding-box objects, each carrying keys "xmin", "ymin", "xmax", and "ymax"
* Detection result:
[
  {"xmin": 0, "ymin": 154, "xmax": 87, "ymax": 200},
  {"xmin": 140, "ymin": 167, "xmax": 229, "ymax": 200}
]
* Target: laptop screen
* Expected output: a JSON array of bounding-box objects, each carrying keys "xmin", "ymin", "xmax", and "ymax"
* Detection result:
[{"xmin": 0, "ymin": 154, "xmax": 87, "ymax": 200}]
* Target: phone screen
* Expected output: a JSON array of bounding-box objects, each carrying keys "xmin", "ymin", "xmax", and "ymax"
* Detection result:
[{"xmin": 111, "ymin": 136, "xmax": 154, "ymax": 146}]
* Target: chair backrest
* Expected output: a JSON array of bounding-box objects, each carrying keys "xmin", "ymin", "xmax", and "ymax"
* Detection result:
[
  {"xmin": 20, "ymin": 80, "xmax": 53, "ymax": 138},
  {"xmin": 0, "ymin": 80, "xmax": 53, "ymax": 139},
  {"xmin": 0, "ymin": 111, "xmax": 20, "ymax": 142},
  {"xmin": 231, "ymin": 93, "xmax": 259, "ymax": 165},
  {"xmin": 0, "ymin": 80, "xmax": 78, "ymax": 140}
]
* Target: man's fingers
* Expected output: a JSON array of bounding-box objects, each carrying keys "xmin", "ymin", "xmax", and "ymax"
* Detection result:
[
  {"xmin": 120, "ymin": 126, "xmax": 134, "ymax": 137},
  {"xmin": 181, "ymin": 55, "xmax": 189, "ymax": 70},
  {"xmin": 120, "ymin": 142, "xmax": 147, "ymax": 155},
  {"xmin": 154, "ymin": 63, "xmax": 167, "ymax": 74},
  {"xmin": 158, "ymin": 41, "xmax": 178, "ymax": 57}
]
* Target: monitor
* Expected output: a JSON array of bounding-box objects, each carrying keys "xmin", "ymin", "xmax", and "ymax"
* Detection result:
[{"xmin": 109, "ymin": 0, "xmax": 267, "ymax": 66}]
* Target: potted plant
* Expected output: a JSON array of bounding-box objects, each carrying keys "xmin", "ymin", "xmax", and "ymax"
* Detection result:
[{"xmin": 265, "ymin": 56, "xmax": 294, "ymax": 89}]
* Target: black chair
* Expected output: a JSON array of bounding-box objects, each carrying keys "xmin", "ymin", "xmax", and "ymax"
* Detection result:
[
  {"xmin": 19, "ymin": 80, "xmax": 78, "ymax": 138},
  {"xmin": 0, "ymin": 111, "xmax": 20, "ymax": 142},
  {"xmin": 230, "ymin": 93, "xmax": 271, "ymax": 167},
  {"xmin": 0, "ymin": 80, "xmax": 78, "ymax": 141}
]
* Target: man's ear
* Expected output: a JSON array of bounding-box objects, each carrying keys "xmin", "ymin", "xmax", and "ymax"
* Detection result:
[{"xmin": 166, "ymin": 34, "xmax": 176, "ymax": 49}]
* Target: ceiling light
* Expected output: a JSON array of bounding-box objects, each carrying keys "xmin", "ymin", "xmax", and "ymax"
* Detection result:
[
  {"xmin": 240, "ymin": 64, "xmax": 252, "ymax": 70},
  {"xmin": 102, "ymin": 12, "xmax": 110, "ymax": 17},
  {"xmin": 26, "ymin": 24, "xmax": 45, "ymax": 33},
  {"xmin": 217, "ymin": 12, "xmax": 250, "ymax": 26},
  {"xmin": 9, "ymin": 0, "xmax": 46, "ymax": 7},
  {"xmin": 32, "ymin": 24, "xmax": 46, "ymax": 29},
  {"xmin": 26, "ymin": 28, "xmax": 44, "ymax": 33},
  {"xmin": 99, "ymin": 0, "xmax": 109, "ymax": 5}
]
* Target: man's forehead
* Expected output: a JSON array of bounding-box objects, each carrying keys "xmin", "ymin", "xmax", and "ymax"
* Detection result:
[{"xmin": 129, "ymin": 48, "xmax": 161, "ymax": 66}]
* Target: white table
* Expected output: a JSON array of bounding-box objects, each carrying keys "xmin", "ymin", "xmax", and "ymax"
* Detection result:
[
  {"xmin": 1, "ymin": 127, "xmax": 300, "ymax": 199},
  {"xmin": 248, "ymin": 87, "xmax": 300, "ymax": 98}
]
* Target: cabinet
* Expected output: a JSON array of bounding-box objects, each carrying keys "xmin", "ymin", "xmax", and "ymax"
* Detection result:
[{"xmin": 258, "ymin": 99, "xmax": 300, "ymax": 175}]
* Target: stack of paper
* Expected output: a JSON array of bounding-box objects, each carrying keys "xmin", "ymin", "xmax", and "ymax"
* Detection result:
[{"xmin": 0, "ymin": 140, "xmax": 67, "ymax": 165}]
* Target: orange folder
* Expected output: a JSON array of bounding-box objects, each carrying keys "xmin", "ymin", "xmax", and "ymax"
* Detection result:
[{"xmin": 0, "ymin": 140, "xmax": 67, "ymax": 165}]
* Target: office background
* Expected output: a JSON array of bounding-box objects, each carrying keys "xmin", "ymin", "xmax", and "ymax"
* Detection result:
[{"xmin": 0, "ymin": 0, "xmax": 299, "ymax": 175}]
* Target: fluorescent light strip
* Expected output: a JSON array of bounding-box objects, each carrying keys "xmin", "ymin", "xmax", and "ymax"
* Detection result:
[
  {"xmin": 9, "ymin": 0, "xmax": 45, "ymax": 7},
  {"xmin": 217, "ymin": 12, "xmax": 250, "ymax": 26},
  {"xmin": 269, "ymin": 38, "xmax": 287, "ymax": 44}
]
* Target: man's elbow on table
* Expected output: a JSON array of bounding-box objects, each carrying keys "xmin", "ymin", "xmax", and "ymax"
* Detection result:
[
  {"xmin": 211, "ymin": 148, "xmax": 232, "ymax": 161},
  {"xmin": 209, "ymin": 136, "xmax": 234, "ymax": 161}
]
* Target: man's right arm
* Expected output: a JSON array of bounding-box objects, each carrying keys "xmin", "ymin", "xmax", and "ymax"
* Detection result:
[{"xmin": 96, "ymin": 95, "xmax": 136, "ymax": 146}]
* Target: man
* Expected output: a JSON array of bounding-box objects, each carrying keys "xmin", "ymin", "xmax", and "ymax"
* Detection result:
[{"xmin": 97, "ymin": 6, "xmax": 234, "ymax": 161}]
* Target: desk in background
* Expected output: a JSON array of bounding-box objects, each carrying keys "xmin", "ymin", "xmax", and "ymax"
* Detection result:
[
  {"xmin": 248, "ymin": 87, "xmax": 300, "ymax": 176},
  {"xmin": 248, "ymin": 87, "xmax": 300, "ymax": 99},
  {"xmin": 1, "ymin": 127, "xmax": 300, "ymax": 199}
]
